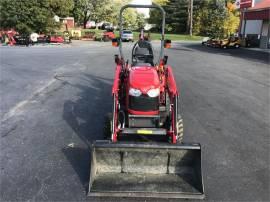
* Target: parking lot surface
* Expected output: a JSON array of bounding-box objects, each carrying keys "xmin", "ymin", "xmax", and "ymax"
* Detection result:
[{"xmin": 1, "ymin": 42, "xmax": 269, "ymax": 201}]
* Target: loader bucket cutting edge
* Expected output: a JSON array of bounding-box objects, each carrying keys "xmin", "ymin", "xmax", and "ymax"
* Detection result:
[{"xmin": 88, "ymin": 141, "xmax": 204, "ymax": 199}]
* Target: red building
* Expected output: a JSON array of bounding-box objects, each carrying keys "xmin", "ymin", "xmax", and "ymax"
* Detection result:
[
  {"xmin": 60, "ymin": 17, "xmax": 75, "ymax": 30},
  {"xmin": 239, "ymin": 0, "xmax": 270, "ymax": 48}
]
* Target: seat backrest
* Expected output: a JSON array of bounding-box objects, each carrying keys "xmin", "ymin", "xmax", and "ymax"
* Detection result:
[
  {"xmin": 132, "ymin": 40, "xmax": 154, "ymax": 66},
  {"xmin": 135, "ymin": 47, "xmax": 150, "ymax": 55}
]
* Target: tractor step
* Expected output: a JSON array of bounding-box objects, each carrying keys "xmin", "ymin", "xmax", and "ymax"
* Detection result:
[
  {"xmin": 159, "ymin": 106, "xmax": 166, "ymax": 112},
  {"xmin": 121, "ymin": 128, "xmax": 167, "ymax": 135}
]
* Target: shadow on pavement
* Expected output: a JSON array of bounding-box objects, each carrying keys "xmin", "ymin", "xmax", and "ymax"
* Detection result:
[
  {"xmin": 170, "ymin": 47, "xmax": 193, "ymax": 52},
  {"xmin": 62, "ymin": 74, "xmax": 112, "ymax": 145},
  {"xmin": 182, "ymin": 43, "xmax": 270, "ymax": 65},
  {"xmin": 61, "ymin": 74, "xmax": 112, "ymax": 192},
  {"xmin": 62, "ymin": 147, "xmax": 90, "ymax": 192}
]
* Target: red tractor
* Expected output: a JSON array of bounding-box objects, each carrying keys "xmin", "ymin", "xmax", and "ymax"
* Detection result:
[
  {"xmin": 1, "ymin": 30, "xmax": 17, "ymax": 46},
  {"xmin": 50, "ymin": 35, "xmax": 64, "ymax": 43},
  {"xmin": 88, "ymin": 3, "xmax": 204, "ymax": 199},
  {"xmin": 101, "ymin": 29, "xmax": 115, "ymax": 42},
  {"xmin": 107, "ymin": 34, "xmax": 182, "ymax": 143}
]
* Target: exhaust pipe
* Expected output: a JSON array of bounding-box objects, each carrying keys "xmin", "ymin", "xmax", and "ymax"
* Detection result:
[{"xmin": 88, "ymin": 141, "xmax": 204, "ymax": 199}]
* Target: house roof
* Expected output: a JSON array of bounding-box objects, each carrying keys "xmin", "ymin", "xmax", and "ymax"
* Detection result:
[{"xmin": 248, "ymin": 0, "xmax": 270, "ymax": 11}]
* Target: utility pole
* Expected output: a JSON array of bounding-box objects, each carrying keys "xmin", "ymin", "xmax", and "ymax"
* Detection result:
[{"xmin": 189, "ymin": 0, "xmax": 193, "ymax": 36}]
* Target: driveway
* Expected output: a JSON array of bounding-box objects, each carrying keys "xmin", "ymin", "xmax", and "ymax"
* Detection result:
[{"xmin": 0, "ymin": 42, "xmax": 269, "ymax": 201}]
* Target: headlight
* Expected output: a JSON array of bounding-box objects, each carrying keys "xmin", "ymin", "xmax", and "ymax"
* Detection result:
[
  {"xmin": 129, "ymin": 88, "xmax": 142, "ymax": 97},
  {"xmin": 147, "ymin": 88, "xmax": 160, "ymax": 97}
]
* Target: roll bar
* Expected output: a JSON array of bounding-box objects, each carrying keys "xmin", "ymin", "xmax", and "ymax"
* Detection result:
[{"xmin": 119, "ymin": 3, "xmax": 166, "ymax": 64}]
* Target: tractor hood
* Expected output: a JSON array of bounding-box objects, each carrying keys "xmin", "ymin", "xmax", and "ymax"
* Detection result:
[{"xmin": 129, "ymin": 66, "xmax": 160, "ymax": 94}]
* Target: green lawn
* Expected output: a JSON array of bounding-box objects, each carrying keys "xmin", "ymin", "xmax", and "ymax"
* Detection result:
[
  {"xmin": 81, "ymin": 29, "xmax": 104, "ymax": 36},
  {"xmin": 132, "ymin": 32, "xmax": 202, "ymax": 41},
  {"xmin": 58, "ymin": 29, "xmax": 202, "ymax": 41},
  {"xmin": 80, "ymin": 29, "xmax": 202, "ymax": 41}
]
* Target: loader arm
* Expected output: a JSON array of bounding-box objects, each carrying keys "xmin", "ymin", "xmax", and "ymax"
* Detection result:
[
  {"xmin": 166, "ymin": 66, "xmax": 178, "ymax": 97},
  {"xmin": 111, "ymin": 65, "xmax": 122, "ymax": 141},
  {"xmin": 112, "ymin": 65, "xmax": 122, "ymax": 95},
  {"xmin": 165, "ymin": 66, "xmax": 180, "ymax": 143}
]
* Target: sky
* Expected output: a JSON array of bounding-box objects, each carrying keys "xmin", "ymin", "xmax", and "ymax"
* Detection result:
[{"xmin": 131, "ymin": 0, "xmax": 152, "ymax": 18}]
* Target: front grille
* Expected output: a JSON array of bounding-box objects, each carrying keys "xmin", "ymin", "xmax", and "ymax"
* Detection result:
[{"xmin": 129, "ymin": 95, "xmax": 159, "ymax": 111}]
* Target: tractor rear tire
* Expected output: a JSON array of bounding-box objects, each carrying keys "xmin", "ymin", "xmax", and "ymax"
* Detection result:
[
  {"xmin": 103, "ymin": 113, "xmax": 112, "ymax": 140},
  {"xmin": 176, "ymin": 115, "xmax": 184, "ymax": 143}
]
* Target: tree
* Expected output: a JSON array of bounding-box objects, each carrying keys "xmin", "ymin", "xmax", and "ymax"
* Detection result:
[
  {"xmin": 0, "ymin": 0, "xmax": 74, "ymax": 34},
  {"xmin": 149, "ymin": 0, "xmax": 169, "ymax": 31},
  {"xmin": 153, "ymin": 0, "xmax": 169, "ymax": 5},
  {"xmin": 164, "ymin": 0, "xmax": 189, "ymax": 33},
  {"xmin": 223, "ymin": 1, "xmax": 240, "ymax": 37},
  {"xmin": 192, "ymin": 0, "xmax": 239, "ymax": 38},
  {"xmin": 202, "ymin": 0, "xmax": 227, "ymax": 37},
  {"xmin": 121, "ymin": 8, "xmax": 146, "ymax": 30},
  {"xmin": 73, "ymin": 0, "xmax": 105, "ymax": 28},
  {"xmin": 104, "ymin": 0, "xmax": 130, "ymax": 26},
  {"xmin": 192, "ymin": 0, "xmax": 207, "ymax": 35},
  {"xmin": 187, "ymin": 0, "xmax": 193, "ymax": 36},
  {"xmin": 48, "ymin": 0, "xmax": 74, "ymax": 17},
  {"xmin": 193, "ymin": 0, "xmax": 230, "ymax": 38},
  {"xmin": 98, "ymin": 0, "xmax": 145, "ymax": 31},
  {"xmin": 149, "ymin": 0, "xmax": 239, "ymax": 36},
  {"xmin": 72, "ymin": 0, "xmax": 126, "ymax": 28},
  {"xmin": 149, "ymin": 0, "xmax": 189, "ymax": 33},
  {"xmin": 136, "ymin": 13, "xmax": 146, "ymax": 30}
]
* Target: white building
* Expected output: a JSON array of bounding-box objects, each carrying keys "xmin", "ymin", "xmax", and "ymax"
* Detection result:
[{"xmin": 239, "ymin": 0, "xmax": 270, "ymax": 49}]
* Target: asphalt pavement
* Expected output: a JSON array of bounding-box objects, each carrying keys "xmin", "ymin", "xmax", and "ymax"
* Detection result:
[{"xmin": 0, "ymin": 41, "xmax": 269, "ymax": 202}]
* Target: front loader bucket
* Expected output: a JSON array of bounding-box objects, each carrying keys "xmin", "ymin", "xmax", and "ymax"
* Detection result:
[{"xmin": 88, "ymin": 141, "xmax": 204, "ymax": 199}]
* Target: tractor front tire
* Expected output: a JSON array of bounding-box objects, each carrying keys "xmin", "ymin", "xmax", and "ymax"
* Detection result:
[
  {"xmin": 176, "ymin": 115, "xmax": 184, "ymax": 143},
  {"xmin": 103, "ymin": 113, "xmax": 112, "ymax": 140}
]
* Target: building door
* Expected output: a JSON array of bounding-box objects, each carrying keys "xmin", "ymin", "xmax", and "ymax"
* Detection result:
[{"xmin": 260, "ymin": 20, "xmax": 270, "ymax": 49}]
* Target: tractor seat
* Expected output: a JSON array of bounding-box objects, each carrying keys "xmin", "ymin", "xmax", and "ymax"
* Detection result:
[{"xmin": 132, "ymin": 40, "xmax": 154, "ymax": 66}]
